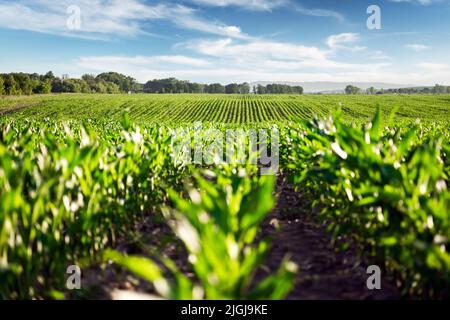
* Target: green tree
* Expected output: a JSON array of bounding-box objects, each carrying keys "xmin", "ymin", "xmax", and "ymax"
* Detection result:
[
  {"xmin": 345, "ymin": 85, "xmax": 361, "ymax": 95},
  {"xmin": 0, "ymin": 76, "xmax": 4, "ymax": 95},
  {"xmin": 43, "ymin": 71, "xmax": 55, "ymax": 81},
  {"xmin": 106, "ymin": 82, "xmax": 120, "ymax": 94},
  {"xmin": 239, "ymin": 83, "xmax": 250, "ymax": 94},
  {"xmin": 96, "ymin": 72, "xmax": 135, "ymax": 92},
  {"xmin": 366, "ymin": 87, "xmax": 376, "ymax": 95},
  {"xmin": 12, "ymin": 73, "xmax": 33, "ymax": 95},
  {"xmin": 34, "ymin": 79, "xmax": 52, "ymax": 94},
  {"xmin": 4, "ymin": 74, "xmax": 19, "ymax": 95},
  {"xmin": 256, "ymin": 85, "xmax": 266, "ymax": 94},
  {"xmin": 225, "ymin": 83, "xmax": 239, "ymax": 94}
]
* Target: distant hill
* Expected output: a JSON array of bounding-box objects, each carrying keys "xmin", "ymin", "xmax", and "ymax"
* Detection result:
[{"xmin": 250, "ymin": 81, "xmax": 414, "ymax": 93}]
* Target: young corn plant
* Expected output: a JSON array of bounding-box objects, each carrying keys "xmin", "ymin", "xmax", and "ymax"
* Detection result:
[
  {"xmin": 285, "ymin": 109, "xmax": 450, "ymax": 298},
  {"xmin": 106, "ymin": 165, "xmax": 297, "ymax": 300},
  {"xmin": 0, "ymin": 118, "xmax": 183, "ymax": 299}
]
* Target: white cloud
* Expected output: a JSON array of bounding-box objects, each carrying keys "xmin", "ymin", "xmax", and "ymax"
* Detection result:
[
  {"xmin": 388, "ymin": 0, "xmax": 442, "ymax": 5},
  {"xmin": 79, "ymin": 55, "xmax": 211, "ymax": 69},
  {"xmin": 406, "ymin": 43, "xmax": 430, "ymax": 51},
  {"xmin": 326, "ymin": 33, "xmax": 365, "ymax": 52},
  {"xmin": 187, "ymin": 0, "xmax": 287, "ymax": 11},
  {"xmin": 292, "ymin": 4, "xmax": 345, "ymax": 21},
  {"xmin": 75, "ymin": 32, "xmax": 450, "ymax": 86},
  {"xmin": 0, "ymin": 0, "xmax": 249, "ymax": 39},
  {"xmin": 417, "ymin": 62, "xmax": 450, "ymax": 71},
  {"xmin": 186, "ymin": 0, "xmax": 344, "ymax": 20},
  {"xmin": 76, "ymin": 48, "xmax": 450, "ymax": 85},
  {"xmin": 368, "ymin": 51, "xmax": 391, "ymax": 60},
  {"xmin": 183, "ymin": 38, "xmax": 329, "ymax": 61},
  {"xmin": 327, "ymin": 33, "xmax": 359, "ymax": 48},
  {"xmin": 76, "ymin": 35, "xmax": 394, "ymax": 84}
]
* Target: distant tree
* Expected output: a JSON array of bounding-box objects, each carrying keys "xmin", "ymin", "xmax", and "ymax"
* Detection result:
[
  {"xmin": 44, "ymin": 71, "xmax": 56, "ymax": 81},
  {"xmin": 256, "ymin": 83, "xmax": 303, "ymax": 94},
  {"xmin": 0, "ymin": 76, "xmax": 4, "ymax": 95},
  {"xmin": 97, "ymin": 72, "xmax": 136, "ymax": 92},
  {"xmin": 433, "ymin": 84, "xmax": 447, "ymax": 94},
  {"xmin": 239, "ymin": 83, "xmax": 250, "ymax": 94},
  {"xmin": 225, "ymin": 83, "xmax": 239, "ymax": 94},
  {"xmin": 366, "ymin": 87, "xmax": 376, "ymax": 95},
  {"xmin": 205, "ymin": 83, "xmax": 225, "ymax": 94},
  {"xmin": 106, "ymin": 82, "xmax": 120, "ymax": 94},
  {"xmin": 12, "ymin": 73, "xmax": 34, "ymax": 95},
  {"xmin": 34, "ymin": 79, "xmax": 52, "ymax": 94},
  {"xmin": 64, "ymin": 79, "xmax": 80, "ymax": 93},
  {"xmin": 4, "ymin": 74, "xmax": 19, "ymax": 95},
  {"xmin": 189, "ymin": 82, "xmax": 204, "ymax": 93},
  {"xmin": 345, "ymin": 85, "xmax": 361, "ymax": 95},
  {"xmin": 256, "ymin": 85, "xmax": 266, "ymax": 94},
  {"xmin": 133, "ymin": 82, "xmax": 144, "ymax": 93},
  {"xmin": 80, "ymin": 80, "xmax": 91, "ymax": 93}
]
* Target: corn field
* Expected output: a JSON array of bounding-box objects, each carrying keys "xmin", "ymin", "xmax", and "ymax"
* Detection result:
[{"xmin": 0, "ymin": 94, "xmax": 449, "ymax": 299}]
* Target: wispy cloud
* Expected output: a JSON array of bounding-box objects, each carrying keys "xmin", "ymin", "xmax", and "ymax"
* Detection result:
[
  {"xmin": 417, "ymin": 62, "xmax": 449, "ymax": 70},
  {"xmin": 76, "ymin": 53, "xmax": 450, "ymax": 85},
  {"xmin": 75, "ymin": 31, "xmax": 450, "ymax": 85},
  {"xmin": 326, "ymin": 33, "xmax": 366, "ymax": 52},
  {"xmin": 406, "ymin": 43, "xmax": 430, "ymax": 51},
  {"xmin": 186, "ymin": 0, "xmax": 344, "ymax": 20},
  {"xmin": 292, "ymin": 3, "xmax": 345, "ymax": 21},
  {"xmin": 368, "ymin": 50, "xmax": 391, "ymax": 60},
  {"xmin": 76, "ymin": 34, "xmax": 395, "ymax": 84},
  {"xmin": 186, "ymin": 0, "xmax": 287, "ymax": 11},
  {"xmin": 0, "ymin": 0, "xmax": 249, "ymax": 40},
  {"xmin": 388, "ymin": 0, "xmax": 444, "ymax": 5}
]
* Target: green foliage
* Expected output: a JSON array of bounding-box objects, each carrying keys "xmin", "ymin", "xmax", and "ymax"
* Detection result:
[
  {"xmin": 285, "ymin": 109, "xmax": 450, "ymax": 298},
  {"xmin": 33, "ymin": 80, "xmax": 52, "ymax": 94},
  {"xmin": 1, "ymin": 93, "xmax": 449, "ymax": 124},
  {"xmin": 0, "ymin": 94, "xmax": 449, "ymax": 300},
  {"xmin": 345, "ymin": 85, "xmax": 361, "ymax": 95},
  {"xmin": 106, "ymin": 166, "xmax": 297, "ymax": 300},
  {"xmin": 96, "ymin": 72, "xmax": 136, "ymax": 92},
  {"xmin": 4, "ymin": 74, "xmax": 20, "ymax": 95},
  {"xmin": 0, "ymin": 76, "xmax": 4, "ymax": 95},
  {"xmin": 0, "ymin": 117, "xmax": 185, "ymax": 298},
  {"xmin": 225, "ymin": 83, "xmax": 250, "ymax": 94},
  {"xmin": 256, "ymin": 83, "xmax": 303, "ymax": 94}
]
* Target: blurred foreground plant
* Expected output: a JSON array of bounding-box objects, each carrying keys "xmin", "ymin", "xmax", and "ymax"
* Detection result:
[
  {"xmin": 0, "ymin": 117, "xmax": 183, "ymax": 299},
  {"xmin": 106, "ymin": 166, "xmax": 297, "ymax": 300},
  {"xmin": 285, "ymin": 108, "xmax": 450, "ymax": 298}
]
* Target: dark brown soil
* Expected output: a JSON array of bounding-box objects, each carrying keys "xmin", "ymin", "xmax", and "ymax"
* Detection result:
[
  {"xmin": 0, "ymin": 103, "xmax": 39, "ymax": 116},
  {"xmin": 80, "ymin": 176, "xmax": 401, "ymax": 300},
  {"xmin": 260, "ymin": 177, "xmax": 401, "ymax": 300}
]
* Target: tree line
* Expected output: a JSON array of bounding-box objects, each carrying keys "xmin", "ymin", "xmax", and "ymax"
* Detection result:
[
  {"xmin": 0, "ymin": 72, "xmax": 306, "ymax": 96},
  {"xmin": 345, "ymin": 84, "xmax": 450, "ymax": 95},
  {"xmin": 143, "ymin": 79, "xmax": 305, "ymax": 94},
  {"xmin": 0, "ymin": 72, "xmax": 140, "ymax": 96},
  {"xmin": 254, "ymin": 84, "xmax": 304, "ymax": 94},
  {"xmin": 143, "ymin": 78, "xmax": 252, "ymax": 94}
]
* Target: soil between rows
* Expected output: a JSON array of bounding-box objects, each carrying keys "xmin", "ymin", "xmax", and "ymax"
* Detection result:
[
  {"xmin": 260, "ymin": 177, "xmax": 400, "ymax": 300},
  {"xmin": 80, "ymin": 176, "xmax": 401, "ymax": 300}
]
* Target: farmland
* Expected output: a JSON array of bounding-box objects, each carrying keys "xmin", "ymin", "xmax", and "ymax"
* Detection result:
[
  {"xmin": 0, "ymin": 93, "xmax": 449, "ymax": 300},
  {"xmin": 1, "ymin": 93, "xmax": 450, "ymax": 124}
]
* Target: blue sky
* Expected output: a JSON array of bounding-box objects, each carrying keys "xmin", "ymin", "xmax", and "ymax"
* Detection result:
[{"xmin": 0, "ymin": 0, "xmax": 449, "ymax": 85}]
